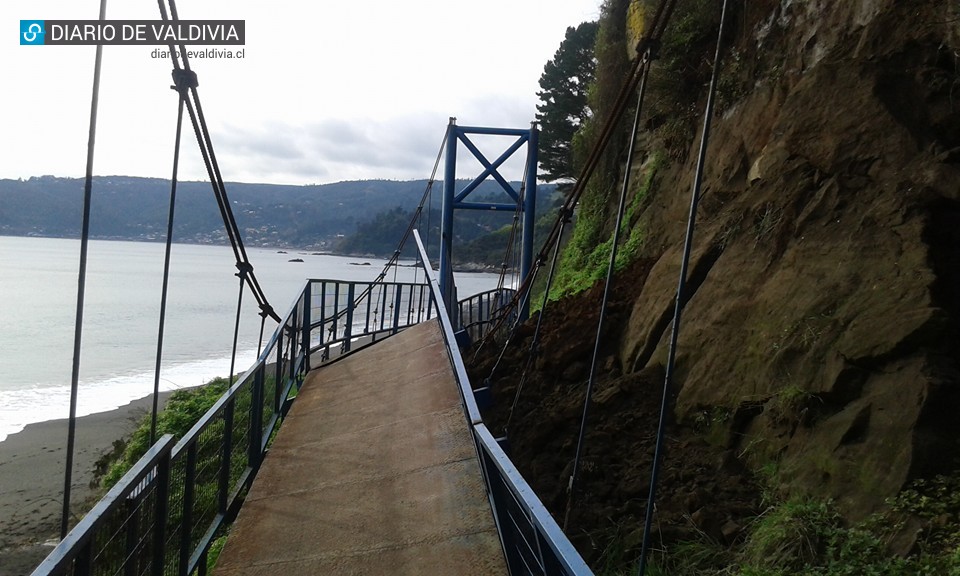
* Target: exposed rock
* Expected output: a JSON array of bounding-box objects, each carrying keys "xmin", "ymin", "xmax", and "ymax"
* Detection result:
[
  {"xmin": 469, "ymin": 0, "xmax": 960, "ymax": 568},
  {"xmin": 615, "ymin": 0, "xmax": 960, "ymax": 519}
]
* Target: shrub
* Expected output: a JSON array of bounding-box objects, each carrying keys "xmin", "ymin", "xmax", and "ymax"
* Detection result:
[{"xmin": 101, "ymin": 377, "xmax": 230, "ymax": 488}]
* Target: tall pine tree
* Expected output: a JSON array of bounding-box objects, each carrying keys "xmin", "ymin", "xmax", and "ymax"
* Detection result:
[{"xmin": 535, "ymin": 21, "xmax": 599, "ymax": 183}]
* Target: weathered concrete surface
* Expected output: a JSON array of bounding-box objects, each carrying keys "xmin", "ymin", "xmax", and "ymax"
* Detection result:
[{"xmin": 214, "ymin": 320, "xmax": 506, "ymax": 575}]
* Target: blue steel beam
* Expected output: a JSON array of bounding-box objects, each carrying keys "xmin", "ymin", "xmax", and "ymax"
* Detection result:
[
  {"xmin": 454, "ymin": 133, "xmax": 528, "ymax": 203},
  {"xmin": 455, "ymin": 125, "xmax": 531, "ymax": 137},
  {"xmin": 440, "ymin": 118, "xmax": 458, "ymax": 323},
  {"xmin": 437, "ymin": 121, "xmax": 538, "ymax": 322},
  {"xmin": 453, "ymin": 201, "xmax": 519, "ymax": 211},
  {"xmin": 520, "ymin": 123, "xmax": 539, "ymax": 301}
]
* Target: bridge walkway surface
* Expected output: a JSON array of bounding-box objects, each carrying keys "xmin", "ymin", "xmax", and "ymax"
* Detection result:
[{"xmin": 213, "ymin": 319, "xmax": 507, "ymax": 575}]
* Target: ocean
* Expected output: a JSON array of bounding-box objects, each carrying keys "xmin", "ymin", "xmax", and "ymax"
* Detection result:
[{"xmin": 0, "ymin": 236, "xmax": 500, "ymax": 442}]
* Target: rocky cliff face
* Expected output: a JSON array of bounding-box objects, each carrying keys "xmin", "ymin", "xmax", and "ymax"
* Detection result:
[
  {"xmin": 471, "ymin": 0, "xmax": 960, "ymax": 569},
  {"xmin": 619, "ymin": 0, "xmax": 960, "ymax": 518}
]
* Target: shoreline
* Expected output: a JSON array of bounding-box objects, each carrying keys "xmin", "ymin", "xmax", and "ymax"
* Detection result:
[{"xmin": 0, "ymin": 391, "xmax": 176, "ymax": 576}]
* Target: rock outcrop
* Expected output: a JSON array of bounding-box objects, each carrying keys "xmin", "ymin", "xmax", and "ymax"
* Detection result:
[{"xmin": 618, "ymin": 0, "xmax": 960, "ymax": 518}]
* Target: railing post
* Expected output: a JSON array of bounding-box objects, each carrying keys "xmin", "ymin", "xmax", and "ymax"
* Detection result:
[
  {"xmin": 75, "ymin": 541, "xmax": 93, "ymax": 576},
  {"xmin": 275, "ymin": 329, "xmax": 284, "ymax": 413},
  {"xmin": 418, "ymin": 285, "xmax": 426, "ymax": 322},
  {"xmin": 440, "ymin": 118, "xmax": 458, "ymax": 318},
  {"xmin": 287, "ymin": 309, "xmax": 296, "ymax": 383},
  {"xmin": 198, "ymin": 550, "xmax": 208, "ymax": 576},
  {"xmin": 301, "ymin": 285, "xmax": 311, "ymax": 372},
  {"xmin": 319, "ymin": 282, "xmax": 327, "ymax": 344},
  {"xmin": 123, "ymin": 499, "xmax": 140, "ymax": 576},
  {"xmin": 249, "ymin": 365, "xmax": 265, "ymax": 470},
  {"xmin": 392, "ymin": 285, "xmax": 403, "ymax": 335},
  {"xmin": 365, "ymin": 282, "xmax": 374, "ymax": 333},
  {"xmin": 520, "ymin": 122, "xmax": 539, "ymax": 321},
  {"xmin": 406, "ymin": 284, "xmax": 413, "ymax": 325},
  {"xmin": 180, "ymin": 443, "xmax": 197, "ymax": 575},
  {"xmin": 381, "ymin": 285, "xmax": 390, "ymax": 330},
  {"xmin": 333, "ymin": 283, "xmax": 341, "ymax": 341},
  {"xmin": 151, "ymin": 451, "xmax": 170, "ymax": 576},
  {"xmin": 426, "ymin": 285, "xmax": 434, "ymax": 319},
  {"xmin": 288, "ymin": 317, "xmax": 296, "ymax": 384},
  {"xmin": 484, "ymin": 452, "xmax": 525, "ymax": 574},
  {"xmin": 219, "ymin": 399, "xmax": 234, "ymax": 514},
  {"xmin": 344, "ymin": 283, "xmax": 355, "ymax": 352}
]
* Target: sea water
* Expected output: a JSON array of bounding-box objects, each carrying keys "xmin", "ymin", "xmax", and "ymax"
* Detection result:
[{"xmin": 0, "ymin": 236, "xmax": 500, "ymax": 442}]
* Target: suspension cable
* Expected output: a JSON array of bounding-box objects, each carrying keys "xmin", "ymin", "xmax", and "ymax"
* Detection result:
[
  {"xmin": 471, "ymin": 169, "xmax": 535, "ymax": 355},
  {"xmin": 496, "ymin": 203, "xmax": 521, "ymax": 295},
  {"xmin": 150, "ymin": 72, "xmax": 190, "ymax": 445},
  {"xmin": 470, "ymin": 162, "xmax": 527, "ymax": 350},
  {"xmin": 258, "ymin": 314, "xmax": 267, "ymax": 357},
  {"xmin": 638, "ymin": 0, "xmax": 730, "ymax": 571},
  {"xmin": 476, "ymin": 5, "xmax": 666, "ymax": 345},
  {"xmin": 156, "ymin": 0, "xmax": 278, "ymax": 325},
  {"xmin": 564, "ymin": 49, "xmax": 654, "ymax": 532},
  {"xmin": 477, "ymin": 0, "xmax": 678, "ymax": 343},
  {"xmin": 477, "ymin": 257, "xmax": 542, "ymax": 382},
  {"xmin": 378, "ymin": 127, "xmax": 449, "ymax": 276},
  {"xmin": 495, "ymin": 158, "xmax": 527, "ymax": 295},
  {"xmin": 61, "ymin": 0, "xmax": 107, "ymax": 541},
  {"xmin": 473, "ymin": 156, "xmax": 535, "ymax": 366},
  {"xmin": 228, "ymin": 267, "xmax": 249, "ymax": 385},
  {"xmin": 504, "ymin": 205, "xmax": 573, "ymax": 433},
  {"xmin": 316, "ymin": 128, "xmax": 450, "ymax": 335},
  {"xmin": 424, "ymin": 180, "xmax": 434, "ymax": 261}
]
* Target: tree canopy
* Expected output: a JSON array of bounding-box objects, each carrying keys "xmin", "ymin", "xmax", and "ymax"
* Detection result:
[{"xmin": 535, "ymin": 21, "xmax": 599, "ymax": 183}]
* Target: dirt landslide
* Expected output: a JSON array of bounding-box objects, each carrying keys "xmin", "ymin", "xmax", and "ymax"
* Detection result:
[
  {"xmin": 467, "ymin": 0, "xmax": 960, "ymax": 569},
  {"xmin": 466, "ymin": 257, "xmax": 761, "ymax": 568}
]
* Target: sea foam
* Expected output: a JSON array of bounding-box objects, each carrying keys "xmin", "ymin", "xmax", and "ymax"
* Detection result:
[{"xmin": 0, "ymin": 349, "xmax": 258, "ymax": 443}]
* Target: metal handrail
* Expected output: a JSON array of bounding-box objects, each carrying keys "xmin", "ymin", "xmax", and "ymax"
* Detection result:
[
  {"xmin": 458, "ymin": 287, "xmax": 517, "ymax": 342},
  {"xmin": 413, "ymin": 229, "xmax": 593, "ymax": 576},
  {"xmin": 33, "ymin": 264, "xmax": 575, "ymax": 575},
  {"xmin": 474, "ymin": 424, "xmax": 592, "ymax": 575},
  {"xmin": 33, "ymin": 277, "xmax": 434, "ymax": 576},
  {"xmin": 306, "ymin": 278, "xmax": 434, "ymax": 363},
  {"xmin": 413, "ymin": 232, "xmax": 483, "ymax": 425},
  {"xmin": 33, "ymin": 435, "xmax": 176, "ymax": 575}
]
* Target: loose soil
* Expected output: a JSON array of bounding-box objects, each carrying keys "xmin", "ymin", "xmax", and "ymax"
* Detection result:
[
  {"xmin": 467, "ymin": 257, "xmax": 761, "ymax": 568},
  {"xmin": 464, "ymin": 1, "xmax": 960, "ymax": 569}
]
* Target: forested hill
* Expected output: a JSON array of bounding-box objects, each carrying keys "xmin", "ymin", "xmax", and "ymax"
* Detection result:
[{"xmin": 0, "ymin": 176, "xmax": 549, "ymax": 250}]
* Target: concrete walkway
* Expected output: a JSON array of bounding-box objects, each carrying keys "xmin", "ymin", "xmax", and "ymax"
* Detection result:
[{"xmin": 214, "ymin": 320, "xmax": 506, "ymax": 575}]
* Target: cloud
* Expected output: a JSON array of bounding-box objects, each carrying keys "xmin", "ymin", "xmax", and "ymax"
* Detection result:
[
  {"xmin": 212, "ymin": 112, "xmax": 447, "ymax": 184},
  {"xmin": 210, "ymin": 96, "xmax": 539, "ymax": 186}
]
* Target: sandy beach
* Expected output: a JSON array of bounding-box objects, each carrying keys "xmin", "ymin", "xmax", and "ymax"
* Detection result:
[{"xmin": 0, "ymin": 392, "xmax": 174, "ymax": 576}]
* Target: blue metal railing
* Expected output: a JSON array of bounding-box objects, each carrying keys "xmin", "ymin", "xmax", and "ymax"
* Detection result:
[
  {"xmin": 33, "ymin": 277, "xmax": 435, "ymax": 576},
  {"xmin": 34, "ymin": 262, "xmax": 584, "ymax": 575},
  {"xmin": 414, "ymin": 230, "xmax": 592, "ymax": 576},
  {"xmin": 458, "ymin": 287, "xmax": 517, "ymax": 342},
  {"xmin": 307, "ymin": 279, "xmax": 434, "ymax": 362},
  {"xmin": 32, "ymin": 436, "xmax": 175, "ymax": 575}
]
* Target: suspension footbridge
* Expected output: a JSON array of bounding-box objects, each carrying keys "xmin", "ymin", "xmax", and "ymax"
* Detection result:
[
  {"xmin": 213, "ymin": 319, "xmax": 505, "ymax": 575},
  {"xmin": 25, "ymin": 0, "xmax": 729, "ymax": 572}
]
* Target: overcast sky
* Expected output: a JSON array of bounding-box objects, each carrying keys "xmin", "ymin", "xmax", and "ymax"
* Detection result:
[{"xmin": 3, "ymin": 0, "xmax": 600, "ymax": 185}]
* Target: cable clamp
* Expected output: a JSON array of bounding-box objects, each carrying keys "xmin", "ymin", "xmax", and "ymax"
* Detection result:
[
  {"xmin": 644, "ymin": 39, "xmax": 661, "ymax": 61},
  {"xmin": 170, "ymin": 68, "xmax": 199, "ymax": 93},
  {"xmin": 559, "ymin": 206, "xmax": 574, "ymax": 223},
  {"xmin": 235, "ymin": 261, "xmax": 254, "ymax": 278}
]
